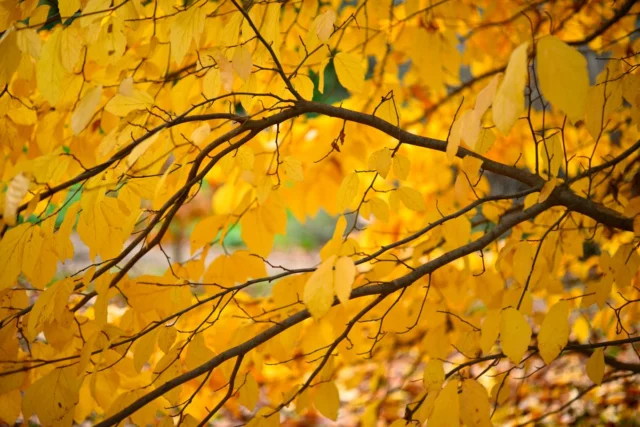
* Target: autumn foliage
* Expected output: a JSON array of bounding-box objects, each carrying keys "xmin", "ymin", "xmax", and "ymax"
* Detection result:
[{"xmin": 2, "ymin": 0, "xmax": 640, "ymax": 426}]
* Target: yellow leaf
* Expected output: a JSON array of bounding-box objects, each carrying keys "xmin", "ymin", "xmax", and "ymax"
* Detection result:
[
  {"xmin": 185, "ymin": 332, "xmax": 214, "ymax": 371},
  {"xmin": 368, "ymin": 148, "xmax": 392, "ymax": 178},
  {"xmin": 460, "ymin": 109, "xmax": 481, "ymax": 148},
  {"xmin": 240, "ymin": 200, "xmax": 286, "ymax": 257},
  {"xmin": 314, "ymin": 381, "xmax": 340, "ymax": 421},
  {"xmin": 474, "ymin": 74, "xmax": 501, "ymax": 119},
  {"xmin": 303, "ymin": 256, "xmax": 336, "ymax": 319},
  {"xmin": 392, "ymin": 154, "xmax": 411, "ymax": 180},
  {"xmin": 446, "ymin": 112, "xmax": 464, "ymax": 162},
  {"xmin": 538, "ymin": 177, "xmax": 557, "ymax": 203},
  {"xmin": 59, "ymin": 0, "xmax": 80, "ymax": 17},
  {"xmin": 511, "ymin": 242, "xmax": 533, "ymax": 285},
  {"xmin": 22, "ymin": 367, "xmax": 81, "ymax": 426},
  {"xmin": 541, "ymin": 133, "xmax": 563, "ymax": 177},
  {"xmin": 7, "ymin": 104, "xmax": 37, "ymax": 126},
  {"xmin": 2, "ymin": 172, "xmax": 30, "ymax": 226},
  {"xmin": 460, "ymin": 379, "xmax": 492, "ymax": 427},
  {"xmin": 158, "ymin": 326, "xmax": 177, "ymax": 354},
  {"xmin": 490, "ymin": 383, "xmax": 509, "ymax": 405},
  {"xmin": 538, "ymin": 301, "xmax": 570, "ymax": 365},
  {"xmin": 27, "ymin": 278, "xmax": 75, "ymax": 340},
  {"xmin": 256, "ymin": 176, "xmax": 272, "ymax": 204},
  {"xmin": 500, "ymin": 307, "xmax": 531, "ymax": 364},
  {"xmin": 133, "ymin": 328, "xmax": 159, "ymax": 373},
  {"xmin": 292, "ymin": 74, "xmax": 314, "ymax": 100},
  {"xmin": 71, "ymin": 85, "xmax": 102, "ymax": 135},
  {"xmin": 442, "ymin": 216, "xmax": 471, "ymax": 251},
  {"xmin": 59, "ymin": 27, "xmax": 83, "ymax": 72},
  {"xmin": 79, "ymin": 0, "xmax": 110, "ymax": 27},
  {"xmin": 334, "ymin": 256, "xmax": 355, "ymax": 304},
  {"xmin": 247, "ymin": 407, "xmax": 281, "ymax": 427},
  {"xmin": 474, "ymin": 128, "xmax": 496, "ymax": 155},
  {"xmin": 0, "ymin": 28, "xmax": 21, "ymax": 87},
  {"xmin": 315, "ymin": 9, "xmax": 336, "ymax": 43},
  {"xmin": 423, "ymin": 359, "xmax": 445, "ymax": 392},
  {"xmin": 480, "ymin": 310, "xmax": 501, "ymax": 354},
  {"xmin": 572, "ymin": 316, "xmax": 590, "ymax": 343},
  {"xmin": 203, "ymin": 67, "xmax": 221, "ymax": 99},
  {"xmin": 37, "ymin": 27, "xmax": 67, "ymax": 106},
  {"xmin": 233, "ymin": 46, "xmax": 253, "ymax": 81},
  {"xmin": 493, "ymin": 42, "xmax": 529, "ymax": 134},
  {"xmin": 537, "ymin": 36, "xmax": 589, "ymax": 122},
  {"xmin": 170, "ymin": 5, "xmax": 205, "ymax": 65},
  {"xmin": 398, "ymin": 186, "xmax": 425, "ymax": 211},
  {"xmin": 586, "ymin": 348, "xmax": 605, "ymax": 385},
  {"xmin": 429, "ymin": 381, "xmax": 460, "ymax": 427},
  {"xmin": 282, "ymin": 156, "xmax": 304, "ymax": 182},
  {"xmin": 318, "ymin": 58, "xmax": 330, "ymax": 93},
  {"xmin": 0, "ymin": 389, "xmax": 20, "ymax": 424},
  {"xmin": 336, "ymin": 172, "xmax": 360, "ymax": 212},
  {"xmin": 104, "ymin": 91, "xmax": 154, "ymax": 117},
  {"xmin": 238, "ymin": 372, "xmax": 260, "ymax": 411},
  {"xmin": 190, "ymin": 123, "xmax": 210, "ymax": 146},
  {"xmin": 334, "ymin": 52, "xmax": 365, "ymax": 93},
  {"xmin": 236, "ymin": 145, "xmax": 255, "ymax": 171},
  {"xmin": 585, "ymin": 67, "xmax": 623, "ymax": 139},
  {"xmin": 369, "ymin": 196, "xmax": 390, "ymax": 222}
]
